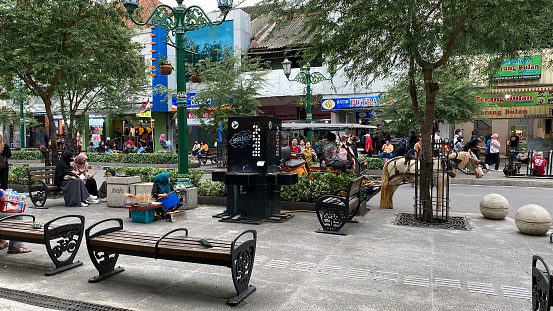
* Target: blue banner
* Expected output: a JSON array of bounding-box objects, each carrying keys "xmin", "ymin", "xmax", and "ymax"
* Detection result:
[
  {"xmin": 356, "ymin": 111, "xmax": 378, "ymax": 119},
  {"xmin": 321, "ymin": 96, "xmax": 381, "ymax": 110}
]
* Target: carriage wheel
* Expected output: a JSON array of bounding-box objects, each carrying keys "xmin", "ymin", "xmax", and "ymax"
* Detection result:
[{"xmin": 29, "ymin": 181, "xmax": 48, "ymax": 207}]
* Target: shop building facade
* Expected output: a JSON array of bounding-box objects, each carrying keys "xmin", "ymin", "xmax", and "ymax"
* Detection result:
[{"xmin": 456, "ymin": 51, "xmax": 553, "ymax": 154}]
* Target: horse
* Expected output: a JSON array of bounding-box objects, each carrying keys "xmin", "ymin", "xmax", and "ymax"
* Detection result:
[{"xmin": 379, "ymin": 150, "xmax": 484, "ymax": 210}]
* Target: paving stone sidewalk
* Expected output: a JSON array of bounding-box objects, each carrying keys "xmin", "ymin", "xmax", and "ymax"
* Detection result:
[{"xmin": 0, "ymin": 192, "xmax": 547, "ymax": 310}]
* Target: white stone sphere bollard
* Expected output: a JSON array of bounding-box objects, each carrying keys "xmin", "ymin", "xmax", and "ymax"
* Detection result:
[
  {"xmin": 479, "ymin": 193, "xmax": 510, "ymax": 220},
  {"xmin": 515, "ymin": 204, "xmax": 552, "ymax": 236}
]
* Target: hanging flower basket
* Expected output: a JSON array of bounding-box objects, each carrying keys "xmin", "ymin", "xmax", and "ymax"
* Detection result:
[
  {"xmin": 159, "ymin": 64, "xmax": 173, "ymax": 75},
  {"xmin": 190, "ymin": 74, "xmax": 203, "ymax": 83}
]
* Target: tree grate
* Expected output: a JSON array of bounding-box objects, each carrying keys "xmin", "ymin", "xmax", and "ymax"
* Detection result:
[
  {"xmin": 0, "ymin": 286, "xmax": 134, "ymax": 311},
  {"xmin": 394, "ymin": 212, "xmax": 471, "ymax": 230}
]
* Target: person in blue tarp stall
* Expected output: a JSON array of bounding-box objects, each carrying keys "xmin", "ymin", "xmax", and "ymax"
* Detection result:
[{"xmin": 151, "ymin": 173, "xmax": 182, "ymax": 219}]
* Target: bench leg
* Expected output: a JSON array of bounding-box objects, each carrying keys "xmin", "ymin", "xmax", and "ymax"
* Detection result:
[
  {"xmin": 532, "ymin": 255, "xmax": 552, "ymax": 311},
  {"xmin": 87, "ymin": 248, "xmax": 124, "ymax": 283},
  {"xmin": 44, "ymin": 215, "xmax": 85, "ymax": 276},
  {"xmin": 29, "ymin": 181, "xmax": 48, "ymax": 208},
  {"xmin": 229, "ymin": 238, "xmax": 256, "ymax": 306},
  {"xmin": 315, "ymin": 204, "xmax": 348, "ymax": 235}
]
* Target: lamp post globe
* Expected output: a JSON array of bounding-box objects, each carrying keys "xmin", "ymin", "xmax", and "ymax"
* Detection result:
[
  {"xmin": 281, "ymin": 60, "xmax": 332, "ymax": 144},
  {"xmin": 122, "ymin": 0, "xmax": 233, "ymax": 174}
]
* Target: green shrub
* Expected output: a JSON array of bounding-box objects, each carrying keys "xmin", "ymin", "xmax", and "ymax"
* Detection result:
[
  {"xmin": 83, "ymin": 152, "xmax": 178, "ymax": 164},
  {"xmin": 121, "ymin": 153, "xmax": 178, "ymax": 164},
  {"xmin": 358, "ymin": 157, "xmax": 385, "ymax": 170},
  {"xmin": 183, "ymin": 169, "xmax": 203, "ymax": 188},
  {"xmin": 281, "ymin": 172, "xmax": 355, "ymax": 203},
  {"xmin": 8, "ymin": 165, "xmax": 29, "ymax": 185},
  {"xmin": 112, "ymin": 167, "xmax": 202, "ymax": 187},
  {"xmin": 11, "ymin": 151, "xmax": 42, "ymax": 160},
  {"xmin": 198, "ymin": 179, "xmax": 227, "ymax": 197},
  {"xmin": 366, "ymin": 157, "xmax": 385, "ymax": 170}
]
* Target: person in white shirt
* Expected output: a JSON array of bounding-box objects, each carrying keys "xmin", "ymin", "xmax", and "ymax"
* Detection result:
[{"xmin": 433, "ymin": 129, "xmax": 441, "ymax": 156}]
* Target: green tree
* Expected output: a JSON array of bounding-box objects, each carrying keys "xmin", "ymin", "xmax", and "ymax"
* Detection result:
[
  {"xmin": 0, "ymin": 0, "xmax": 147, "ymax": 160},
  {"xmin": 263, "ymin": 0, "xmax": 553, "ymax": 221},
  {"xmin": 189, "ymin": 47, "xmax": 270, "ymax": 139},
  {"xmin": 376, "ymin": 62, "xmax": 487, "ymax": 134},
  {"xmin": 56, "ymin": 40, "xmax": 148, "ymax": 151}
]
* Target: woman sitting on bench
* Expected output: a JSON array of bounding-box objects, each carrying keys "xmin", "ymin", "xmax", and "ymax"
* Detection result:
[
  {"xmin": 54, "ymin": 150, "xmax": 97, "ymax": 207},
  {"xmin": 98, "ymin": 169, "xmax": 116, "ymax": 200},
  {"xmin": 70, "ymin": 153, "xmax": 98, "ymax": 204},
  {"xmin": 301, "ymin": 141, "xmax": 318, "ymax": 167},
  {"xmin": 323, "ymin": 132, "xmax": 347, "ymax": 172}
]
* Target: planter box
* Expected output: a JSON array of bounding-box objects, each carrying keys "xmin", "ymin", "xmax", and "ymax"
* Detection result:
[
  {"xmin": 106, "ymin": 176, "xmax": 142, "ymax": 207},
  {"xmin": 7, "ymin": 184, "xmax": 28, "ymax": 193},
  {"xmin": 176, "ymin": 187, "xmax": 198, "ymax": 210},
  {"xmin": 198, "ymin": 196, "xmax": 226, "ymax": 206},
  {"xmin": 130, "ymin": 182, "xmax": 154, "ymax": 197}
]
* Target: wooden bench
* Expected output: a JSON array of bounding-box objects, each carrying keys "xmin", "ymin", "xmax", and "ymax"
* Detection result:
[
  {"xmin": 198, "ymin": 148, "xmax": 218, "ymax": 165},
  {"xmin": 0, "ymin": 214, "xmax": 84, "ymax": 275},
  {"xmin": 85, "ymin": 218, "xmax": 257, "ymax": 306},
  {"xmin": 532, "ymin": 255, "xmax": 553, "ymax": 310},
  {"xmin": 27, "ymin": 166, "xmax": 61, "ymax": 208},
  {"xmin": 314, "ymin": 176, "xmax": 364, "ymax": 235}
]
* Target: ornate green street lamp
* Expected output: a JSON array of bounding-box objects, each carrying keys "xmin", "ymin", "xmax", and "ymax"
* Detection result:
[
  {"xmin": 281, "ymin": 59, "xmax": 333, "ymax": 144},
  {"xmin": 122, "ymin": 0, "xmax": 233, "ymax": 174}
]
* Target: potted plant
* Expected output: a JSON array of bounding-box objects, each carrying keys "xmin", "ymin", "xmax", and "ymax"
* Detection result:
[
  {"xmin": 157, "ymin": 55, "xmax": 173, "ymax": 75},
  {"xmin": 188, "ymin": 65, "xmax": 203, "ymax": 83}
]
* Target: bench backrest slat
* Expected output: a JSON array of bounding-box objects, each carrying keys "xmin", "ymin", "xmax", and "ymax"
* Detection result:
[
  {"xmin": 348, "ymin": 177, "xmax": 364, "ymax": 197},
  {"xmin": 30, "ymin": 173, "xmax": 56, "ymax": 180}
]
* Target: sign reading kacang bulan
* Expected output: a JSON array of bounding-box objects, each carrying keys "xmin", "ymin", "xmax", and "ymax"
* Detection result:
[
  {"xmin": 480, "ymin": 105, "xmax": 552, "ymax": 119},
  {"xmin": 491, "ymin": 56, "xmax": 541, "ymax": 81},
  {"xmin": 475, "ymin": 91, "xmax": 553, "ymax": 107}
]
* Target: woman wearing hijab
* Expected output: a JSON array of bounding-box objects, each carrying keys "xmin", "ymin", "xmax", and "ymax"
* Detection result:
[
  {"xmin": 489, "ymin": 133, "xmax": 501, "ymax": 171},
  {"xmin": 54, "ymin": 150, "xmax": 97, "ymax": 207},
  {"xmin": 98, "ymin": 169, "xmax": 116, "ymax": 200},
  {"xmin": 160, "ymin": 134, "xmax": 169, "ymax": 149},
  {"xmin": 70, "ymin": 153, "xmax": 98, "ymax": 200},
  {"xmin": 151, "ymin": 172, "xmax": 175, "ymax": 218}
]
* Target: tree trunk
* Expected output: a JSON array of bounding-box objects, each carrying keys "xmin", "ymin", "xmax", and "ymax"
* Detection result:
[
  {"xmin": 419, "ymin": 68, "xmax": 440, "ymax": 222},
  {"xmin": 44, "ymin": 100, "xmax": 58, "ymax": 166}
]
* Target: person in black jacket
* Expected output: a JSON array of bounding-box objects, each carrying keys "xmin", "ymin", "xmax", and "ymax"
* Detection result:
[{"xmin": 0, "ymin": 134, "xmax": 11, "ymax": 190}]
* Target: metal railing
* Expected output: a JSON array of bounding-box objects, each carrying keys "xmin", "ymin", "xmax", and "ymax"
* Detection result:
[{"xmin": 506, "ymin": 149, "xmax": 553, "ymax": 178}]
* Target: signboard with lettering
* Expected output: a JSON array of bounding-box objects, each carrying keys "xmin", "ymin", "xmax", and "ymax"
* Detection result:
[
  {"xmin": 321, "ymin": 96, "xmax": 381, "ymax": 110},
  {"xmin": 475, "ymin": 91, "xmax": 553, "ymax": 107},
  {"xmin": 479, "ymin": 105, "xmax": 552, "ymax": 119},
  {"xmin": 491, "ymin": 56, "xmax": 541, "ymax": 81}
]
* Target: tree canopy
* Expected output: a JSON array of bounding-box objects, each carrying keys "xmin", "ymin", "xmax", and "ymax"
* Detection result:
[
  {"xmin": 263, "ymin": 0, "xmax": 553, "ymax": 151},
  {"xmin": 0, "ymin": 0, "xmax": 148, "ymax": 155},
  {"xmin": 188, "ymin": 47, "xmax": 270, "ymax": 137},
  {"xmin": 376, "ymin": 62, "xmax": 486, "ymax": 135}
]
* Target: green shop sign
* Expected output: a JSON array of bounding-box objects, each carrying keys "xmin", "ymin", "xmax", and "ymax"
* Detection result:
[
  {"xmin": 491, "ymin": 56, "xmax": 541, "ymax": 81},
  {"xmin": 476, "ymin": 91, "xmax": 553, "ymax": 106}
]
